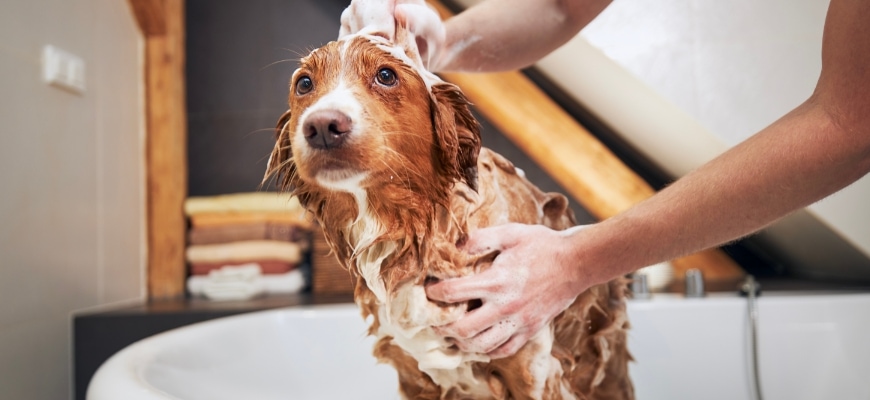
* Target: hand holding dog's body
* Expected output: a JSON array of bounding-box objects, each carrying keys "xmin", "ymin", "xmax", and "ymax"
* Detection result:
[{"xmin": 428, "ymin": 224, "xmax": 592, "ymax": 359}]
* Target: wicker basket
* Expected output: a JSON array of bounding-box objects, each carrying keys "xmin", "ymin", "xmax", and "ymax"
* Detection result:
[{"xmin": 310, "ymin": 226, "xmax": 355, "ymax": 294}]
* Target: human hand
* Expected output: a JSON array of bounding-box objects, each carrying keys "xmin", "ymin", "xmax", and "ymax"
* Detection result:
[
  {"xmin": 338, "ymin": 0, "xmax": 398, "ymax": 40},
  {"xmin": 338, "ymin": 0, "xmax": 445, "ymax": 70},
  {"xmin": 425, "ymin": 223, "xmax": 590, "ymax": 359},
  {"xmin": 394, "ymin": 1, "xmax": 446, "ymax": 70}
]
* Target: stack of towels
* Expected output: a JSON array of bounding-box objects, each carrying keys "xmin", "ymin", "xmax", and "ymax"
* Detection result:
[{"xmin": 184, "ymin": 192, "xmax": 312, "ymax": 301}]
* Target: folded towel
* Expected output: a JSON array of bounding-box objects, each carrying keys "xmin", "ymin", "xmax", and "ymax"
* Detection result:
[
  {"xmin": 185, "ymin": 240, "xmax": 303, "ymax": 264},
  {"xmin": 190, "ymin": 260, "xmax": 297, "ymax": 275},
  {"xmin": 187, "ymin": 222, "xmax": 308, "ymax": 245},
  {"xmin": 261, "ymin": 268, "xmax": 306, "ymax": 294},
  {"xmin": 184, "ymin": 192, "xmax": 303, "ymax": 215},
  {"xmin": 187, "ymin": 267, "xmax": 306, "ymax": 298},
  {"xmin": 189, "ymin": 211, "xmax": 311, "ymax": 229},
  {"xmin": 188, "ymin": 264, "xmax": 266, "ymax": 301}
]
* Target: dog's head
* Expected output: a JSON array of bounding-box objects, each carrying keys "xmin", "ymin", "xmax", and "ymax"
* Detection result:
[{"xmin": 265, "ymin": 32, "xmax": 481, "ymax": 218}]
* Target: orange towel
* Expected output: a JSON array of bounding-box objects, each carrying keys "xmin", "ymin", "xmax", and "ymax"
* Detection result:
[{"xmin": 187, "ymin": 222, "xmax": 308, "ymax": 245}]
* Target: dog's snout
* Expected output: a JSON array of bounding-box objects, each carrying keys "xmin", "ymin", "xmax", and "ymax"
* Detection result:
[{"xmin": 304, "ymin": 109, "xmax": 353, "ymax": 149}]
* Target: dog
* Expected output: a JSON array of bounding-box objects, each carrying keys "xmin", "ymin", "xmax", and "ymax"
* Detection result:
[{"xmin": 264, "ymin": 17, "xmax": 633, "ymax": 400}]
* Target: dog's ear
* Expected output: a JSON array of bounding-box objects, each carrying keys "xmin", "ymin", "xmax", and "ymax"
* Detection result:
[
  {"xmin": 263, "ymin": 109, "xmax": 296, "ymax": 191},
  {"xmin": 542, "ymin": 192, "xmax": 576, "ymax": 230},
  {"xmin": 430, "ymin": 82, "xmax": 481, "ymax": 190}
]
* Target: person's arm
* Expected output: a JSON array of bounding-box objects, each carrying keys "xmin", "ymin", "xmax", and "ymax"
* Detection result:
[
  {"xmin": 426, "ymin": 0, "xmax": 870, "ymax": 358},
  {"xmin": 396, "ymin": 0, "xmax": 612, "ymax": 72}
]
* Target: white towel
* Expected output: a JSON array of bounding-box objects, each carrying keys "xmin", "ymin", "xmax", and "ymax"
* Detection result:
[
  {"xmin": 185, "ymin": 264, "xmax": 265, "ymax": 301},
  {"xmin": 187, "ymin": 264, "xmax": 306, "ymax": 300}
]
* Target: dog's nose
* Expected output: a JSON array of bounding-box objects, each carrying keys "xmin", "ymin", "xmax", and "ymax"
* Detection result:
[{"xmin": 303, "ymin": 109, "xmax": 352, "ymax": 149}]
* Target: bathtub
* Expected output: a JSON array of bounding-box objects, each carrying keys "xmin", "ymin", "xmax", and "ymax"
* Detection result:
[{"xmin": 87, "ymin": 292, "xmax": 870, "ymax": 400}]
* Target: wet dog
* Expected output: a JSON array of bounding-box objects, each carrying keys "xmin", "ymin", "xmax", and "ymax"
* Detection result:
[{"xmin": 265, "ymin": 19, "xmax": 633, "ymax": 400}]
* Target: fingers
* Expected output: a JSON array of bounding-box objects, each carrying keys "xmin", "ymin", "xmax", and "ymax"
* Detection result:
[
  {"xmin": 463, "ymin": 224, "xmax": 522, "ymax": 256},
  {"xmin": 435, "ymin": 302, "xmax": 501, "ymax": 339},
  {"xmin": 338, "ymin": 0, "xmax": 398, "ymax": 40},
  {"xmin": 425, "ymin": 268, "xmax": 502, "ymax": 303},
  {"xmin": 488, "ymin": 333, "xmax": 528, "ymax": 359},
  {"xmin": 436, "ymin": 306, "xmax": 520, "ymax": 355},
  {"xmin": 438, "ymin": 308, "xmax": 533, "ymax": 358},
  {"xmin": 395, "ymin": 2, "xmax": 445, "ymax": 69},
  {"xmin": 459, "ymin": 321, "xmax": 514, "ymax": 354},
  {"xmin": 395, "ymin": 5, "xmax": 444, "ymax": 41},
  {"xmin": 338, "ymin": 6, "xmax": 353, "ymax": 38}
]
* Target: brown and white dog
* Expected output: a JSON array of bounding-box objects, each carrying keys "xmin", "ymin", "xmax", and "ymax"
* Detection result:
[{"xmin": 265, "ymin": 12, "xmax": 633, "ymax": 400}]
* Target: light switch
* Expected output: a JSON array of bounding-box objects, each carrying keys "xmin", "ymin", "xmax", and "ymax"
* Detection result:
[{"xmin": 42, "ymin": 45, "xmax": 86, "ymax": 95}]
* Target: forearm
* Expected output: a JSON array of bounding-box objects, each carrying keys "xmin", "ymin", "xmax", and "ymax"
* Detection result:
[
  {"xmin": 568, "ymin": 97, "xmax": 870, "ymax": 286},
  {"xmin": 436, "ymin": 0, "xmax": 612, "ymax": 72}
]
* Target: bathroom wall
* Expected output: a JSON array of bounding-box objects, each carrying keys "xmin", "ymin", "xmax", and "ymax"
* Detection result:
[{"xmin": 0, "ymin": 1, "xmax": 145, "ymax": 399}]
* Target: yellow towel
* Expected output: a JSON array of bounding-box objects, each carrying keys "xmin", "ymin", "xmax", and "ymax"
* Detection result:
[
  {"xmin": 189, "ymin": 211, "xmax": 312, "ymax": 229},
  {"xmin": 184, "ymin": 192, "xmax": 304, "ymax": 215},
  {"xmin": 185, "ymin": 240, "xmax": 304, "ymax": 264}
]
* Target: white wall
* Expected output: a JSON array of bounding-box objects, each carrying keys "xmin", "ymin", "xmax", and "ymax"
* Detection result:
[{"xmin": 0, "ymin": 0, "xmax": 145, "ymax": 398}]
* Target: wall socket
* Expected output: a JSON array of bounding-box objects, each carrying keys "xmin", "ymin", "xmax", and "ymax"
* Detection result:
[{"xmin": 42, "ymin": 45, "xmax": 86, "ymax": 95}]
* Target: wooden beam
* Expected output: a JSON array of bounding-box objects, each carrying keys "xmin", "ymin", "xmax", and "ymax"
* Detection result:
[
  {"xmin": 132, "ymin": 0, "xmax": 188, "ymax": 299},
  {"xmin": 429, "ymin": 1, "xmax": 744, "ymax": 282},
  {"xmin": 129, "ymin": 0, "xmax": 167, "ymax": 36},
  {"xmin": 444, "ymin": 71, "xmax": 652, "ymax": 219}
]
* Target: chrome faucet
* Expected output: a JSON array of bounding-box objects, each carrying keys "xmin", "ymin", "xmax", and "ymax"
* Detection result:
[
  {"xmin": 740, "ymin": 275, "xmax": 764, "ymax": 400},
  {"xmin": 685, "ymin": 269, "xmax": 705, "ymax": 297},
  {"xmin": 629, "ymin": 273, "xmax": 651, "ymax": 299}
]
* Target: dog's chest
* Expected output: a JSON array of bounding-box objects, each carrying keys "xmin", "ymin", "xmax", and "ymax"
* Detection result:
[{"xmin": 347, "ymin": 237, "xmax": 569, "ymax": 399}]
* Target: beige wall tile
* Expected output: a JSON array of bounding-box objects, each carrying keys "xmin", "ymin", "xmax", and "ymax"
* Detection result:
[{"xmin": 0, "ymin": 0, "xmax": 144, "ymax": 398}]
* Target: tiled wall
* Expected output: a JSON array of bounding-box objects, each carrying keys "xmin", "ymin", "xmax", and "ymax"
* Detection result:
[{"xmin": 0, "ymin": 0, "xmax": 145, "ymax": 398}]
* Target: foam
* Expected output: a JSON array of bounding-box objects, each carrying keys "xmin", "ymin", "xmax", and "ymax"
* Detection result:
[
  {"xmin": 375, "ymin": 282, "xmax": 492, "ymax": 397},
  {"xmin": 348, "ymin": 212, "xmax": 391, "ymax": 303},
  {"xmin": 336, "ymin": 1, "xmax": 444, "ymax": 89}
]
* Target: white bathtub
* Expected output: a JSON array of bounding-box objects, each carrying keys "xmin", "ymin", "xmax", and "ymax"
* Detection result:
[{"xmin": 87, "ymin": 292, "xmax": 870, "ymax": 400}]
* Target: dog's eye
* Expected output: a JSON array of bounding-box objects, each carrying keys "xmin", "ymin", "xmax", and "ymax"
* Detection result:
[
  {"xmin": 376, "ymin": 68, "xmax": 397, "ymax": 86},
  {"xmin": 295, "ymin": 76, "xmax": 313, "ymax": 95}
]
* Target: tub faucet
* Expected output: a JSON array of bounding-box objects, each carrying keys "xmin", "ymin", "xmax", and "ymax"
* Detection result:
[
  {"xmin": 629, "ymin": 273, "xmax": 651, "ymax": 299},
  {"xmin": 685, "ymin": 269, "xmax": 705, "ymax": 297},
  {"xmin": 739, "ymin": 275, "xmax": 764, "ymax": 400}
]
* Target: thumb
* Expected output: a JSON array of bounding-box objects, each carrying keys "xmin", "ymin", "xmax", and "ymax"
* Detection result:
[
  {"xmin": 395, "ymin": 3, "xmax": 445, "ymax": 68},
  {"xmin": 396, "ymin": 3, "xmax": 443, "ymax": 40}
]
